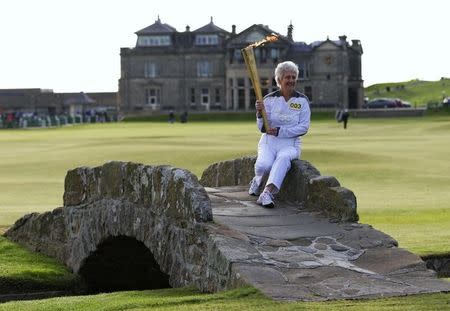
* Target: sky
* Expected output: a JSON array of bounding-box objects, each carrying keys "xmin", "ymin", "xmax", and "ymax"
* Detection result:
[{"xmin": 1, "ymin": 0, "xmax": 449, "ymax": 93}]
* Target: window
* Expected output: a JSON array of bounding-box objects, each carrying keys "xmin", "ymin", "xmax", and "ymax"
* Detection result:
[
  {"xmin": 238, "ymin": 89, "xmax": 245, "ymax": 110},
  {"xmin": 201, "ymin": 88, "xmax": 210, "ymax": 105},
  {"xmin": 195, "ymin": 35, "xmax": 219, "ymax": 45},
  {"xmin": 144, "ymin": 62, "xmax": 157, "ymax": 78},
  {"xmin": 229, "ymin": 79, "xmax": 235, "ymax": 108},
  {"xmin": 254, "ymin": 49, "xmax": 260, "ymax": 62},
  {"xmin": 234, "ymin": 49, "xmax": 243, "ymax": 63},
  {"xmin": 237, "ymin": 78, "xmax": 245, "ymax": 110},
  {"xmin": 270, "ymin": 48, "xmax": 279, "ymax": 62},
  {"xmin": 297, "ymin": 62, "xmax": 310, "ymax": 80},
  {"xmin": 246, "ymin": 31, "xmax": 264, "ymax": 43},
  {"xmin": 215, "ymin": 88, "xmax": 220, "ymax": 103},
  {"xmin": 190, "ymin": 88, "xmax": 196, "ymax": 104},
  {"xmin": 260, "ymin": 48, "xmax": 267, "ymax": 63},
  {"xmin": 197, "ymin": 61, "xmax": 212, "ymax": 77},
  {"xmin": 137, "ymin": 35, "xmax": 171, "ymax": 46},
  {"xmin": 145, "ymin": 87, "xmax": 160, "ymax": 106}
]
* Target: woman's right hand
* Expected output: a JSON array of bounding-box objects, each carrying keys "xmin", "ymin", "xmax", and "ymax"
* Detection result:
[{"xmin": 255, "ymin": 100, "xmax": 264, "ymax": 112}]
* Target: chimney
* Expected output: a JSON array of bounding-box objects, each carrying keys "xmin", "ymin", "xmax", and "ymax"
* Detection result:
[
  {"xmin": 186, "ymin": 25, "xmax": 190, "ymax": 32},
  {"xmin": 232, "ymin": 24, "xmax": 236, "ymax": 35},
  {"xmin": 287, "ymin": 22, "xmax": 293, "ymax": 41},
  {"xmin": 339, "ymin": 35, "xmax": 347, "ymax": 42}
]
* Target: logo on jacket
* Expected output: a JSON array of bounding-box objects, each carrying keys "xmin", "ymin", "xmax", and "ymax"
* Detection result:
[{"xmin": 289, "ymin": 102, "xmax": 302, "ymax": 110}]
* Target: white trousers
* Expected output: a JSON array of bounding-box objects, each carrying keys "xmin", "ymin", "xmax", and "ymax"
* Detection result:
[{"xmin": 254, "ymin": 135, "xmax": 300, "ymax": 192}]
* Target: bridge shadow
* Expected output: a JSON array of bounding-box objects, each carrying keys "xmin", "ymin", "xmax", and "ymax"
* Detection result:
[{"xmin": 79, "ymin": 235, "xmax": 171, "ymax": 293}]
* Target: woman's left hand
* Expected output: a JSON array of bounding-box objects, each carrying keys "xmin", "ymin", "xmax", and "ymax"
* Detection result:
[{"xmin": 266, "ymin": 127, "xmax": 279, "ymax": 136}]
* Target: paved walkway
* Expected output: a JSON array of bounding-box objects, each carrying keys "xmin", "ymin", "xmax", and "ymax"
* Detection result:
[{"xmin": 206, "ymin": 186, "xmax": 450, "ymax": 301}]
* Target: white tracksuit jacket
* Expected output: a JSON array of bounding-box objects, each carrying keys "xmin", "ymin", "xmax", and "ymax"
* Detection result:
[{"xmin": 254, "ymin": 90, "xmax": 311, "ymax": 191}]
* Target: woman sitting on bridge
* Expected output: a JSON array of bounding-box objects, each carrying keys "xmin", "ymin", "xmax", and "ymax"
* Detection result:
[{"xmin": 249, "ymin": 61, "xmax": 311, "ymax": 208}]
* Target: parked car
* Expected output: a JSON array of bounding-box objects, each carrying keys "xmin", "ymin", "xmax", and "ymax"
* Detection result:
[
  {"xmin": 363, "ymin": 98, "xmax": 410, "ymax": 109},
  {"xmin": 398, "ymin": 100, "xmax": 412, "ymax": 108}
]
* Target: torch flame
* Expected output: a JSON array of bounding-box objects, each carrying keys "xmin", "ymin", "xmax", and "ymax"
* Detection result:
[{"xmin": 247, "ymin": 33, "xmax": 279, "ymax": 48}]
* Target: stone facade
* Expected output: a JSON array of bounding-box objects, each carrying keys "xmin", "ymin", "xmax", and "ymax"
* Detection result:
[{"xmin": 119, "ymin": 18, "xmax": 364, "ymax": 115}]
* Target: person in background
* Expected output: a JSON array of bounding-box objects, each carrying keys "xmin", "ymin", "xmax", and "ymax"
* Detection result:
[
  {"xmin": 342, "ymin": 109, "xmax": 349, "ymax": 129},
  {"xmin": 249, "ymin": 61, "xmax": 311, "ymax": 208},
  {"xmin": 168, "ymin": 110, "xmax": 175, "ymax": 123},
  {"xmin": 180, "ymin": 111, "xmax": 188, "ymax": 123}
]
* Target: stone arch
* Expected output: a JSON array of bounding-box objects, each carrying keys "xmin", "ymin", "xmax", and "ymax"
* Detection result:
[
  {"xmin": 5, "ymin": 161, "xmax": 215, "ymax": 291},
  {"xmin": 79, "ymin": 235, "xmax": 170, "ymax": 293}
]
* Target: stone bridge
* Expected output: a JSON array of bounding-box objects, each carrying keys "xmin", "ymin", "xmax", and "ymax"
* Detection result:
[{"xmin": 5, "ymin": 158, "xmax": 450, "ymax": 300}]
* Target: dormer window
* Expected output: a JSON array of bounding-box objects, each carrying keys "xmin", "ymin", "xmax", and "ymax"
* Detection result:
[
  {"xmin": 195, "ymin": 35, "xmax": 219, "ymax": 45},
  {"xmin": 137, "ymin": 35, "xmax": 171, "ymax": 47},
  {"xmin": 246, "ymin": 31, "xmax": 264, "ymax": 43}
]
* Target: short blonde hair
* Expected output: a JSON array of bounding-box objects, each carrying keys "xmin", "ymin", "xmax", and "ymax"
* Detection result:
[{"xmin": 274, "ymin": 61, "xmax": 299, "ymax": 87}]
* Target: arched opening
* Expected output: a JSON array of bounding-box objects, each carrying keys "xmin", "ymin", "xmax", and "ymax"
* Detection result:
[{"xmin": 79, "ymin": 235, "xmax": 170, "ymax": 293}]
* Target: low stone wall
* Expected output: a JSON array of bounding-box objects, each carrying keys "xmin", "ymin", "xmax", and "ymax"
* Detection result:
[
  {"xmin": 200, "ymin": 156, "xmax": 358, "ymax": 222},
  {"xmin": 350, "ymin": 108, "xmax": 426, "ymax": 118}
]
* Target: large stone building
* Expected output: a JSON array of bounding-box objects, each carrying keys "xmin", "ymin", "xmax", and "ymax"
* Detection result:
[{"xmin": 119, "ymin": 17, "xmax": 364, "ymax": 114}]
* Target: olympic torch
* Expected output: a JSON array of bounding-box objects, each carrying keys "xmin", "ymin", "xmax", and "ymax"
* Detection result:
[{"xmin": 241, "ymin": 34, "xmax": 279, "ymax": 131}]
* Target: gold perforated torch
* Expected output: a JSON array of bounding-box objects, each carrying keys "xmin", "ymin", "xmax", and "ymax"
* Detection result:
[{"xmin": 241, "ymin": 34, "xmax": 279, "ymax": 131}]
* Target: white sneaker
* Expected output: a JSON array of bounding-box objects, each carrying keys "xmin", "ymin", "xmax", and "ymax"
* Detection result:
[
  {"xmin": 248, "ymin": 177, "xmax": 260, "ymax": 196},
  {"xmin": 257, "ymin": 190, "xmax": 275, "ymax": 208}
]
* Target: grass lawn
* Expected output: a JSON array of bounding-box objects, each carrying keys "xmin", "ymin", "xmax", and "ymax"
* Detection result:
[
  {"xmin": 0, "ymin": 116, "xmax": 449, "ymax": 309},
  {"xmin": 1, "ymin": 116, "xmax": 449, "ymax": 255},
  {"xmin": 304, "ymin": 116, "xmax": 450, "ymax": 255},
  {"xmin": 1, "ymin": 286, "xmax": 449, "ymax": 311},
  {"xmin": 0, "ymin": 236, "xmax": 80, "ymax": 293}
]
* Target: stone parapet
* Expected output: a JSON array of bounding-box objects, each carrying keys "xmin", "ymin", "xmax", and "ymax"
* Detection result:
[
  {"xmin": 64, "ymin": 161, "xmax": 212, "ymax": 223},
  {"xmin": 200, "ymin": 157, "xmax": 358, "ymax": 222}
]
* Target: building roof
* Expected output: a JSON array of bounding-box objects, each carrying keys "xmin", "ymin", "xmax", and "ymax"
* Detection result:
[
  {"xmin": 193, "ymin": 17, "xmax": 229, "ymax": 34},
  {"xmin": 135, "ymin": 17, "xmax": 177, "ymax": 35},
  {"xmin": 226, "ymin": 24, "xmax": 289, "ymax": 47},
  {"xmin": 290, "ymin": 42, "xmax": 312, "ymax": 52},
  {"xmin": 64, "ymin": 92, "xmax": 95, "ymax": 105},
  {"xmin": 310, "ymin": 38, "xmax": 347, "ymax": 49}
]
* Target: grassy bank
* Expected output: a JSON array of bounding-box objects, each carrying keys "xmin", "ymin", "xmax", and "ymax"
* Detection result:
[
  {"xmin": 365, "ymin": 78, "xmax": 450, "ymax": 107},
  {"xmin": 1, "ymin": 286, "xmax": 449, "ymax": 310},
  {"xmin": 0, "ymin": 237, "xmax": 81, "ymax": 294}
]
